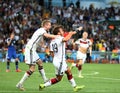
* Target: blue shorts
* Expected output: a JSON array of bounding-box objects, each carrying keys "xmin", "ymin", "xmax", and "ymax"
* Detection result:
[{"xmin": 7, "ymin": 49, "xmax": 17, "ymax": 60}]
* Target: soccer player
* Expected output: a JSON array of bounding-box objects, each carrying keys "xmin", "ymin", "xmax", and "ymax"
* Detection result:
[
  {"xmin": 16, "ymin": 20, "xmax": 58, "ymax": 91},
  {"xmin": 39, "ymin": 25, "xmax": 85, "ymax": 92},
  {"xmin": 6, "ymin": 32, "xmax": 21, "ymax": 72},
  {"xmin": 71, "ymin": 31, "xmax": 92, "ymax": 78}
]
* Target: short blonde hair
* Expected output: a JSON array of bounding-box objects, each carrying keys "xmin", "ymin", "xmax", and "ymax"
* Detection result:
[{"xmin": 41, "ymin": 20, "xmax": 51, "ymax": 27}]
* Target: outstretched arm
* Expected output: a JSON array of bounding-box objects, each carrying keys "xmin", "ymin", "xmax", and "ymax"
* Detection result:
[
  {"xmin": 63, "ymin": 26, "xmax": 83, "ymax": 42},
  {"xmin": 44, "ymin": 33, "xmax": 58, "ymax": 39}
]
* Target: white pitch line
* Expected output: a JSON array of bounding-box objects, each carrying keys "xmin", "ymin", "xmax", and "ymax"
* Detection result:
[
  {"xmin": 16, "ymin": 71, "xmax": 120, "ymax": 81},
  {"xmin": 89, "ymin": 76, "xmax": 120, "ymax": 81},
  {"xmin": 0, "ymin": 90, "xmax": 73, "ymax": 93},
  {"xmin": 20, "ymin": 71, "xmax": 100, "ymax": 76},
  {"xmin": 83, "ymin": 71, "xmax": 99, "ymax": 75}
]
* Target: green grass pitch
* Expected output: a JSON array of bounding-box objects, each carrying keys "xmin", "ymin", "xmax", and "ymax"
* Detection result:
[{"xmin": 0, "ymin": 62, "xmax": 120, "ymax": 93}]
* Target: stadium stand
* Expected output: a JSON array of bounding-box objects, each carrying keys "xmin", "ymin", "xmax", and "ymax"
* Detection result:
[{"xmin": 0, "ymin": 0, "xmax": 120, "ymax": 63}]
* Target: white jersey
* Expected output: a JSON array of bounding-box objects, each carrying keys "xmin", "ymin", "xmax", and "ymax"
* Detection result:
[
  {"xmin": 75, "ymin": 38, "xmax": 92, "ymax": 49},
  {"xmin": 26, "ymin": 28, "xmax": 47, "ymax": 50},
  {"xmin": 50, "ymin": 36, "xmax": 66, "ymax": 61}
]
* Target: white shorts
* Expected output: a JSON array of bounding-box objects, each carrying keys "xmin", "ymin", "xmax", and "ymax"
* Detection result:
[
  {"xmin": 53, "ymin": 57, "xmax": 67, "ymax": 75},
  {"xmin": 76, "ymin": 51, "xmax": 86, "ymax": 64},
  {"xmin": 25, "ymin": 46, "xmax": 40, "ymax": 65}
]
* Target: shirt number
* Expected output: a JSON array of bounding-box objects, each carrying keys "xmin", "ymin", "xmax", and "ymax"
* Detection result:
[{"xmin": 52, "ymin": 43, "xmax": 58, "ymax": 53}]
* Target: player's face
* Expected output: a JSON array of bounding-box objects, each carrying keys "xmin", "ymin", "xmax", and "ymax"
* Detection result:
[
  {"xmin": 83, "ymin": 32, "xmax": 88, "ymax": 39},
  {"xmin": 59, "ymin": 28, "xmax": 64, "ymax": 36},
  {"xmin": 46, "ymin": 22, "xmax": 51, "ymax": 31}
]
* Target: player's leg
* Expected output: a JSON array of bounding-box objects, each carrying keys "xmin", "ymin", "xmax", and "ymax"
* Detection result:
[
  {"xmin": 65, "ymin": 67, "xmax": 77, "ymax": 87},
  {"xmin": 6, "ymin": 51, "xmax": 11, "ymax": 72},
  {"xmin": 36, "ymin": 59, "xmax": 48, "ymax": 83},
  {"xmin": 65, "ymin": 67, "xmax": 85, "ymax": 91},
  {"xmin": 39, "ymin": 75, "xmax": 63, "ymax": 90},
  {"xmin": 16, "ymin": 48, "xmax": 35, "ymax": 90},
  {"xmin": 6, "ymin": 59, "xmax": 10, "ymax": 72},
  {"xmin": 70, "ymin": 60, "xmax": 78, "ymax": 70},
  {"xmin": 14, "ymin": 54, "xmax": 21, "ymax": 72},
  {"xmin": 70, "ymin": 59, "xmax": 83, "ymax": 77},
  {"xmin": 39, "ymin": 60, "xmax": 64, "ymax": 90},
  {"xmin": 16, "ymin": 64, "xmax": 35, "ymax": 91},
  {"xmin": 77, "ymin": 59, "xmax": 84, "ymax": 78},
  {"xmin": 15, "ymin": 58, "xmax": 21, "ymax": 72}
]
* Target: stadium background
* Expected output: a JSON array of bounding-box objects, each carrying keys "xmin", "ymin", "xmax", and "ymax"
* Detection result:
[
  {"xmin": 0, "ymin": 0, "xmax": 120, "ymax": 93},
  {"xmin": 0, "ymin": 0, "xmax": 120, "ymax": 63}
]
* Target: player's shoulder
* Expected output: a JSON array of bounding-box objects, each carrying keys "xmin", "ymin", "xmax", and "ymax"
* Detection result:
[
  {"xmin": 86, "ymin": 39, "xmax": 91, "ymax": 42},
  {"xmin": 87, "ymin": 39, "xmax": 92, "ymax": 44},
  {"xmin": 51, "ymin": 36, "xmax": 63, "ymax": 42},
  {"xmin": 77, "ymin": 38, "xmax": 82, "ymax": 41},
  {"xmin": 36, "ymin": 28, "xmax": 46, "ymax": 33}
]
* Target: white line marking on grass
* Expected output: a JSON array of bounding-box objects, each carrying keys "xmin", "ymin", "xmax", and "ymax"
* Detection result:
[
  {"xmin": 0, "ymin": 90, "xmax": 73, "ymax": 93},
  {"xmin": 89, "ymin": 76, "xmax": 120, "ymax": 81},
  {"xmin": 83, "ymin": 71, "xmax": 99, "ymax": 76},
  {"xmin": 21, "ymin": 71, "xmax": 99, "ymax": 76}
]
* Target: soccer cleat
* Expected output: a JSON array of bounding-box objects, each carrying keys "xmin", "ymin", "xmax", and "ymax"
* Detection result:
[
  {"xmin": 16, "ymin": 83, "xmax": 25, "ymax": 91},
  {"xmin": 78, "ymin": 75, "xmax": 84, "ymax": 78},
  {"xmin": 73, "ymin": 85, "xmax": 85, "ymax": 92},
  {"xmin": 6, "ymin": 69, "xmax": 10, "ymax": 72},
  {"xmin": 16, "ymin": 69, "xmax": 22, "ymax": 72},
  {"xmin": 39, "ymin": 84, "xmax": 45, "ymax": 90}
]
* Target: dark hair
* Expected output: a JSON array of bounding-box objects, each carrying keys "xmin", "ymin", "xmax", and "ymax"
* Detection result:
[{"xmin": 52, "ymin": 25, "xmax": 64, "ymax": 35}]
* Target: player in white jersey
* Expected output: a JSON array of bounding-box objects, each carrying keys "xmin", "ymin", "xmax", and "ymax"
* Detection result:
[
  {"xmin": 71, "ymin": 31, "xmax": 92, "ymax": 78},
  {"xmin": 39, "ymin": 25, "xmax": 85, "ymax": 92},
  {"xmin": 16, "ymin": 20, "xmax": 58, "ymax": 91}
]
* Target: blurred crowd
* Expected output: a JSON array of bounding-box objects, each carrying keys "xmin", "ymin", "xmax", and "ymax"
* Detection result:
[{"xmin": 0, "ymin": 0, "xmax": 120, "ymax": 53}]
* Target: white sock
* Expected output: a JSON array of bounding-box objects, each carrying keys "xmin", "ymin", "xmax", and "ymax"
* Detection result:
[
  {"xmin": 39, "ymin": 69, "xmax": 47, "ymax": 82},
  {"xmin": 69, "ymin": 78, "xmax": 76, "ymax": 87},
  {"xmin": 44, "ymin": 80, "xmax": 52, "ymax": 87},
  {"xmin": 19, "ymin": 72, "xmax": 29, "ymax": 85},
  {"xmin": 78, "ymin": 70, "xmax": 82, "ymax": 76}
]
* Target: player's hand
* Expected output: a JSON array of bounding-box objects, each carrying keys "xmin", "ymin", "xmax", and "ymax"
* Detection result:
[{"xmin": 10, "ymin": 33, "xmax": 14, "ymax": 39}]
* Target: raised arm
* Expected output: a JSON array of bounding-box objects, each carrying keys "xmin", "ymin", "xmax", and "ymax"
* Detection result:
[
  {"xmin": 62, "ymin": 26, "xmax": 83, "ymax": 42},
  {"xmin": 7, "ymin": 33, "xmax": 14, "ymax": 46}
]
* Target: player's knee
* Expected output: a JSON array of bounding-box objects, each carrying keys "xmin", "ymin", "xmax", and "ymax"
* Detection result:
[
  {"xmin": 15, "ymin": 61, "xmax": 18, "ymax": 65},
  {"xmin": 78, "ymin": 65, "xmax": 82, "ymax": 70},
  {"xmin": 26, "ymin": 70, "xmax": 34, "ymax": 76},
  {"xmin": 56, "ymin": 76, "xmax": 63, "ymax": 81},
  {"xmin": 65, "ymin": 68, "xmax": 71, "ymax": 74},
  {"xmin": 38, "ymin": 65, "xmax": 43, "ymax": 70},
  {"xmin": 7, "ymin": 59, "xmax": 10, "ymax": 62}
]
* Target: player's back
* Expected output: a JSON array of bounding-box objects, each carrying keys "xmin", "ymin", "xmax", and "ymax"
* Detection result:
[{"xmin": 7, "ymin": 38, "xmax": 16, "ymax": 51}]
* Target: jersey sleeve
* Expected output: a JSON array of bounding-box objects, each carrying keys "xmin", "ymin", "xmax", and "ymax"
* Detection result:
[{"xmin": 38, "ymin": 28, "xmax": 47, "ymax": 35}]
